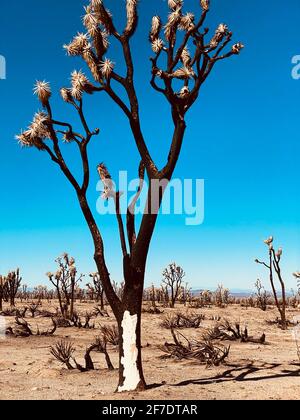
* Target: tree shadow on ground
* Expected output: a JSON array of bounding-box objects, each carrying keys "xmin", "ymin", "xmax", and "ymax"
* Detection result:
[{"xmin": 172, "ymin": 362, "xmax": 300, "ymax": 387}]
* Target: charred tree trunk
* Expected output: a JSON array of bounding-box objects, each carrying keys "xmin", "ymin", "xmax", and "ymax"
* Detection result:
[{"xmin": 116, "ymin": 271, "xmax": 146, "ymax": 392}]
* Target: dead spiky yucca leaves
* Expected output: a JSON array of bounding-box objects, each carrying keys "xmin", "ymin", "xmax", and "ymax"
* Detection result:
[
  {"xmin": 160, "ymin": 329, "xmax": 230, "ymax": 366},
  {"xmin": 50, "ymin": 334, "xmax": 114, "ymax": 372},
  {"xmin": 161, "ymin": 312, "xmax": 204, "ymax": 329}
]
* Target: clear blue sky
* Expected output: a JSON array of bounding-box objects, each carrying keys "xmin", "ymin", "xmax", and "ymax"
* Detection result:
[{"xmin": 0, "ymin": 0, "xmax": 299, "ymax": 291}]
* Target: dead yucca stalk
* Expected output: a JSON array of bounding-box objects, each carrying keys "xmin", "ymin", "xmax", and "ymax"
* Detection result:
[{"xmin": 160, "ymin": 329, "xmax": 230, "ymax": 366}]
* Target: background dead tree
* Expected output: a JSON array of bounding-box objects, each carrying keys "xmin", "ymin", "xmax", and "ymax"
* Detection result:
[
  {"xmin": 213, "ymin": 284, "xmax": 230, "ymax": 308},
  {"xmin": 32, "ymin": 285, "xmax": 50, "ymax": 302},
  {"xmin": 162, "ymin": 263, "xmax": 186, "ymax": 308},
  {"xmin": 17, "ymin": 0, "xmax": 243, "ymax": 391},
  {"xmin": 0, "ymin": 276, "xmax": 7, "ymax": 312},
  {"xmin": 112, "ymin": 281, "xmax": 125, "ymax": 301},
  {"xmin": 47, "ymin": 253, "xmax": 84, "ymax": 319},
  {"xmin": 254, "ymin": 279, "xmax": 269, "ymax": 312},
  {"xmin": 179, "ymin": 283, "xmax": 192, "ymax": 306},
  {"xmin": 293, "ymin": 272, "xmax": 300, "ymax": 306},
  {"xmin": 142, "ymin": 285, "xmax": 163, "ymax": 313},
  {"xmin": 190, "ymin": 290, "xmax": 212, "ymax": 308},
  {"xmin": 160, "ymin": 329, "xmax": 230, "ymax": 366},
  {"xmin": 2, "ymin": 270, "xmax": 22, "ymax": 307},
  {"xmin": 87, "ymin": 272, "xmax": 105, "ymax": 310},
  {"xmin": 287, "ymin": 289, "xmax": 299, "ymax": 309},
  {"xmin": 161, "ymin": 284, "xmax": 170, "ymax": 307},
  {"xmin": 255, "ymin": 237, "xmax": 287, "ymax": 330},
  {"xmin": 19, "ymin": 284, "xmax": 29, "ymax": 303}
]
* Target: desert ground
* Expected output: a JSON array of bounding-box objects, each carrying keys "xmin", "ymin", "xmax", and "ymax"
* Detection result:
[{"xmin": 0, "ymin": 302, "xmax": 300, "ymax": 400}]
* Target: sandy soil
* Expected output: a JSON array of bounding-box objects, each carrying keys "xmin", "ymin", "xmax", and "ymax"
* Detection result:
[{"xmin": 0, "ymin": 301, "xmax": 300, "ymax": 400}]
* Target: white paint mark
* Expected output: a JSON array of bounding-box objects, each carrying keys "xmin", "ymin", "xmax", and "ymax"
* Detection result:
[
  {"xmin": 118, "ymin": 311, "xmax": 140, "ymax": 392},
  {"xmin": 0, "ymin": 316, "xmax": 6, "ymax": 340}
]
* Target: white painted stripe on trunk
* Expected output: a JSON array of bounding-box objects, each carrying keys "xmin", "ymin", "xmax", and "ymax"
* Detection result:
[{"xmin": 118, "ymin": 311, "xmax": 141, "ymax": 392}]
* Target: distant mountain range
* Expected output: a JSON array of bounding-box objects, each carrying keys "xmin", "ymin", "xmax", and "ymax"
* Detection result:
[
  {"xmin": 191, "ymin": 288, "xmax": 253, "ymax": 298},
  {"xmin": 191, "ymin": 288, "xmax": 294, "ymax": 298}
]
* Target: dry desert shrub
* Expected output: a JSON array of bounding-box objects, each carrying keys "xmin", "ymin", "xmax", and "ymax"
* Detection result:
[
  {"xmin": 99, "ymin": 324, "xmax": 119, "ymax": 346},
  {"xmin": 6, "ymin": 317, "xmax": 57, "ymax": 337},
  {"xmin": 161, "ymin": 312, "xmax": 205, "ymax": 329},
  {"xmin": 71, "ymin": 311, "xmax": 95, "ymax": 329},
  {"xmin": 142, "ymin": 304, "xmax": 163, "ymax": 314},
  {"xmin": 93, "ymin": 305, "xmax": 110, "ymax": 318},
  {"xmin": 159, "ymin": 329, "xmax": 230, "ymax": 366},
  {"xmin": 50, "ymin": 336, "xmax": 114, "ymax": 372},
  {"xmin": 205, "ymin": 319, "xmax": 266, "ymax": 344}
]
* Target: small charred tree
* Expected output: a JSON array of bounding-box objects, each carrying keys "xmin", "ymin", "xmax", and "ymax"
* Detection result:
[
  {"xmin": 179, "ymin": 283, "xmax": 192, "ymax": 306},
  {"xmin": 0, "ymin": 276, "xmax": 7, "ymax": 311},
  {"xmin": 47, "ymin": 253, "xmax": 83, "ymax": 319},
  {"xmin": 255, "ymin": 237, "xmax": 287, "ymax": 330},
  {"xmin": 162, "ymin": 263, "xmax": 185, "ymax": 308},
  {"xmin": 19, "ymin": 284, "xmax": 29, "ymax": 303},
  {"xmin": 2, "ymin": 270, "xmax": 22, "ymax": 307},
  {"xmin": 214, "ymin": 284, "xmax": 230, "ymax": 308},
  {"xmin": 254, "ymin": 279, "xmax": 269, "ymax": 311},
  {"xmin": 293, "ymin": 271, "xmax": 300, "ymax": 298},
  {"xmin": 88, "ymin": 272, "xmax": 105, "ymax": 310},
  {"xmin": 17, "ymin": 0, "xmax": 243, "ymax": 391}
]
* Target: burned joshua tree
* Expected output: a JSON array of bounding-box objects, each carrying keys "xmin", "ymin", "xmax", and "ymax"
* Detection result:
[
  {"xmin": 254, "ymin": 279, "xmax": 269, "ymax": 312},
  {"xmin": 0, "ymin": 276, "xmax": 7, "ymax": 312},
  {"xmin": 87, "ymin": 272, "xmax": 105, "ymax": 310},
  {"xmin": 47, "ymin": 254, "xmax": 84, "ymax": 319},
  {"xmin": 255, "ymin": 237, "xmax": 287, "ymax": 330},
  {"xmin": 17, "ymin": 0, "xmax": 243, "ymax": 391},
  {"xmin": 162, "ymin": 263, "xmax": 186, "ymax": 308},
  {"xmin": 1, "ymin": 269, "xmax": 22, "ymax": 307}
]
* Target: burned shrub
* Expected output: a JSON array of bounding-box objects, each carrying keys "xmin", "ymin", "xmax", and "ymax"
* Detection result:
[
  {"xmin": 71, "ymin": 311, "xmax": 95, "ymax": 329},
  {"xmin": 160, "ymin": 329, "xmax": 230, "ymax": 366},
  {"xmin": 50, "ymin": 336, "xmax": 114, "ymax": 372},
  {"xmin": 99, "ymin": 324, "xmax": 119, "ymax": 346},
  {"xmin": 6, "ymin": 317, "xmax": 57, "ymax": 337},
  {"xmin": 206, "ymin": 319, "xmax": 266, "ymax": 344},
  {"xmin": 161, "ymin": 312, "xmax": 204, "ymax": 329}
]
